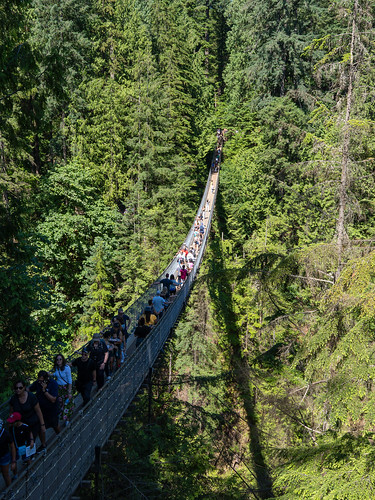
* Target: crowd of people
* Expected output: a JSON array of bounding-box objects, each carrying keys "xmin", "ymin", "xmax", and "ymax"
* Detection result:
[
  {"xmin": 211, "ymin": 128, "xmax": 226, "ymax": 173},
  {"xmin": 0, "ymin": 134, "xmax": 221, "ymax": 491}
]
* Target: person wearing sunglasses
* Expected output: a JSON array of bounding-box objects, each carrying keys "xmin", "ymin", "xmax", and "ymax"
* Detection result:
[{"xmin": 9, "ymin": 379, "xmax": 46, "ymax": 453}]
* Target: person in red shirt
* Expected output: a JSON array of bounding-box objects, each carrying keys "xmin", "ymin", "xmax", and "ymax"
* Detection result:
[{"xmin": 180, "ymin": 265, "xmax": 188, "ymax": 281}]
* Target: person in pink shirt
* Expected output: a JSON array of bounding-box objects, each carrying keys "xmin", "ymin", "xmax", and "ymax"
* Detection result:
[{"xmin": 180, "ymin": 265, "xmax": 188, "ymax": 281}]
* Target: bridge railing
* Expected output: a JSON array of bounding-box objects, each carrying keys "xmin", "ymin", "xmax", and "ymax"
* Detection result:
[{"xmin": 4, "ymin": 164, "xmax": 219, "ymax": 500}]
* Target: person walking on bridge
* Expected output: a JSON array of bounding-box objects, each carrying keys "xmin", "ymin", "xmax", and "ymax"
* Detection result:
[
  {"xmin": 51, "ymin": 354, "xmax": 74, "ymax": 427},
  {"xmin": 152, "ymin": 290, "xmax": 167, "ymax": 319},
  {"xmin": 116, "ymin": 308, "xmax": 131, "ymax": 342},
  {"xmin": 87, "ymin": 333, "xmax": 109, "ymax": 390},
  {"xmin": 0, "ymin": 419, "xmax": 16, "ymax": 487},
  {"xmin": 156, "ymin": 274, "xmax": 172, "ymax": 298},
  {"xmin": 180, "ymin": 265, "xmax": 188, "ymax": 281},
  {"xmin": 71, "ymin": 348, "xmax": 96, "ymax": 406},
  {"xmin": 29, "ymin": 370, "xmax": 60, "ymax": 435},
  {"xmin": 134, "ymin": 317, "xmax": 152, "ymax": 348},
  {"xmin": 9, "ymin": 379, "xmax": 46, "ymax": 453}
]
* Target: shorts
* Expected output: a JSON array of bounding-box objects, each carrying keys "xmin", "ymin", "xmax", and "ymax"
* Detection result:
[
  {"xmin": 45, "ymin": 414, "xmax": 59, "ymax": 430},
  {"xmin": 0, "ymin": 451, "xmax": 11, "ymax": 466}
]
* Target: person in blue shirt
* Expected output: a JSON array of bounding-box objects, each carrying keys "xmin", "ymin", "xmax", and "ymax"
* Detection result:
[{"xmin": 152, "ymin": 290, "xmax": 167, "ymax": 318}]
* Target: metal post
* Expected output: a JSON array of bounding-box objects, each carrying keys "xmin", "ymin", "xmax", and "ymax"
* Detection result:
[{"xmin": 148, "ymin": 367, "xmax": 153, "ymax": 426}]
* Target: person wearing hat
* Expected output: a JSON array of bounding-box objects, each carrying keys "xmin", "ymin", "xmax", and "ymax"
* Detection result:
[
  {"xmin": 7, "ymin": 412, "xmax": 34, "ymax": 475},
  {"xmin": 87, "ymin": 333, "xmax": 109, "ymax": 389},
  {"xmin": 0, "ymin": 418, "xmax": 16, "ymax": 487},
  {"xmin": 71, "ymin": 348, "xmax": 97, "ymax": 406}
]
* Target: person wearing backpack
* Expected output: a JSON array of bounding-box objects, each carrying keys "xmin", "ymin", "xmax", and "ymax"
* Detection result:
[{"xmin": 7, "ymin": 412, "xmax": 34, "ymax": 476}]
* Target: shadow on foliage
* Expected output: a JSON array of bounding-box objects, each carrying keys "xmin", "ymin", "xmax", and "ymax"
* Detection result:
[{"xmin": 205, "ymin": 187, "xmax": 274, "ymax": 499}]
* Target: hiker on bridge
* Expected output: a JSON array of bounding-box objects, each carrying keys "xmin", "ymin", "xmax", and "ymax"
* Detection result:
[
  {"xmin": 156, "ymin": 274, "xmax": 172, "ymax": 298},
  {"xmin": 169, "ymin": 274, "xmax": 180, "ymax": 296},
  {"xmin": 7, "ymin": 412, "xmax": 34, "ymax": 477},
  {"xmin": 9, "ymin": 379, "xmax": 46, "ymax": 454},
  {"xmin": 51, "ymin": 354, "xmax": 74, "ymax": 427},
  {"xmin": 29, "ymin": 370, "xmax": 60, "ymax": 435},
  {"xmin": 134, "ymin": 317, "xmax": 152, "ymax": 348},
  {"xmin": 116, "ymin": 308, "xmax": 131, "ymax": 342},
  {"xmin": 71, "ymin": 348, "xmax": 96, "ymax": 406},
  {"xmin": 180, "ymin": 265, "xmax": 188, "ymax": 281},
  {"xmin": 152, "ymin": 290, "xmax": 167, "ymax": 318},
  {"xmin": 142, "ymin": 306, "xmax": 158, "ymax": 326},
  {"xmin": 0, "ymin": 419, "xmax": 16, "ymax": 487},
  {"xmin": 87, "ymin": 333, "xmax": 109, "ymax": 390},
  {"xmin": 107, "ymin": 319, "xmax": 124, "ymax": 369}
]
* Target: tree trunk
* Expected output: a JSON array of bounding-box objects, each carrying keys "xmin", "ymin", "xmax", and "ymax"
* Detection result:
[
  {"xmin": 0, "ymin": 136, "xmax": 10, "ymax": 215},
  {"xmin": 61, "ymin": 110, "xmax": 67, "ymax": 163},
  {"xmin": 336, "ymin": 0, "xmax": 358, "ymax": 277},
  {"xmin": 205, "ymin": 1, "xmax": 210, "ymax": 78}
]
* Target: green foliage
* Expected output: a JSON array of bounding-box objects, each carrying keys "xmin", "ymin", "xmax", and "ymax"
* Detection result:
[
  {"xmin": 274, "ymin": 433, "xmax": 375, "ymax": 499},
  {"xmin": 300, "ymin": 251, "xmax": 375, "ymax": 430},
  {"xmin": 5, "ymin": 0, "xmax": 375, "ymax": 496},
  {"xmin": 80, "ymin": 238, "xmax": 114, "ymax": 335}
]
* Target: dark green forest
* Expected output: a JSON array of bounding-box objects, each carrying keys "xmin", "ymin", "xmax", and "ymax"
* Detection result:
[{"xmin": 2, "ymin": 0, "xmax": 375, "ymax": 497}]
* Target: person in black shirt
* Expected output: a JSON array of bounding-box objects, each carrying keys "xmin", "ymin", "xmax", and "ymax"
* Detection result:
[
  {"xmin": 9, "ymin": 379, "xmax": 46, "ymax": 450},
  {"xmin": 134, "ymin": 317, "xmax": 151, "ymax": 348},
  {"xmin": 29, "ymin": 371, "xmax": 60, "ymax": 435},
  {"xmin": 72, "ymin": 349, "xmax": 96, "ymax": 405},
  {"xmin": 87, "ymin": 333, "xmax": 109, "ymax": 389},
  {"xmin": 7, "ymin": 412, "xmax": 34, "ymax": 475},
  {"xmin": 156, "ymin": 274, "xmax": 172, "ymax": 298}
]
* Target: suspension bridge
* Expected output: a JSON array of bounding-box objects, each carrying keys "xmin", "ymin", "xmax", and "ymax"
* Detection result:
[{"xmin": 1, "ymin": 145, "xmax": 222, "ymax": 500}]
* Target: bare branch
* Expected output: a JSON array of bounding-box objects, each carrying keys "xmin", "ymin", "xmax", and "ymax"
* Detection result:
[{"xmin": 290, "ymin": 275, "xmax": 334, "ymax": 285}]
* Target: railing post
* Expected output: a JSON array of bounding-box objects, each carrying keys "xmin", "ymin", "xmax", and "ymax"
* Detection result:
[{"xmin": 147, "ymin": 367, "xmax": 153, "ymax": 426}]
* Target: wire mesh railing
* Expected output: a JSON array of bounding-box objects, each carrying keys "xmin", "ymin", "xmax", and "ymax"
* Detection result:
[{"xmin": 2, "ymin": 162, "xmax": 220, "ymax": 500}]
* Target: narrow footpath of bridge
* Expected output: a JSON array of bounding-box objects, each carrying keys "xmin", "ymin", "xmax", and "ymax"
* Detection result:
[{"xmin": 1, "ymin": 147, "xmax": 222, "ymax": 500}]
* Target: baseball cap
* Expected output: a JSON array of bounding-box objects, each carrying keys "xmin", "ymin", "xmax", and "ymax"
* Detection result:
[{"xmin": 7, "ymin": 413, "xmax": 21, "ymax": 424}]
